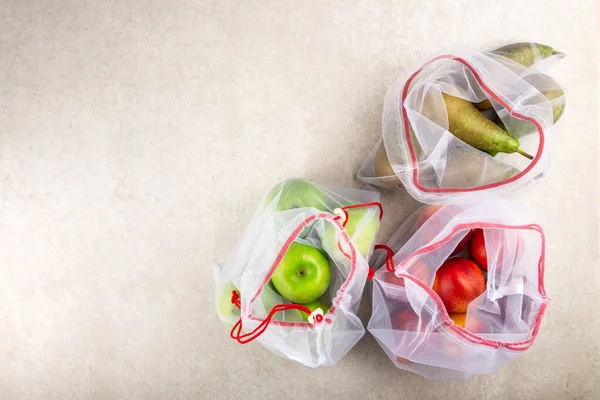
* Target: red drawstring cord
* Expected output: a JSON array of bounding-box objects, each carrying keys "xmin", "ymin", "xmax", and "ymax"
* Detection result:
[
  {"xmin": 374, "ymin": 244, "xmax": 395, "ymax": 272},
  {"xmin": 228, "ymin": 202, "xmax": 383, "ymax": 343},
  {"xmin": 231, "ymin": 289, "xmax": 241, "ymax": 309},
  {"xmin": 367, "ymin": 267, "xmax": 375, "ymax": 280},
  {"xmin": 229, "ymin": 290, "xmax": 323, "ymax": 344},
  {"xmin": 333, "ymin": 201, "xmax": 384, "ymax": 228}
]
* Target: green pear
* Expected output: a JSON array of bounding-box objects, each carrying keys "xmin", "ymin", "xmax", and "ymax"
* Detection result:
[
  {"xmin": 493, "ymin": 89, "xmax": 565, "ymax": 138},
  {"xmin": 373, "ymin": 126, "xmax": 425, "ymax": 190},
  {"xmin": 441, "ymin": 146, "xmax": 520, "ymax": 188},
  {"xmin": 374, "ymin": 144, "xmax": 402, "ymax": 188},
  {"xmin": 474, "ymin": 71, "xmax": 565, "ymax": 135},
  {"xmin": 320, "ymin": 205, "xmax": 380, "ymax": 260},
  {"xmin": 475, "ymin": 43, "xmax": 563, "ymax": 116},
  {"xmin": 442, "ymin": 93, "xmax": 533, "ymax": 160},
  {"xmin": 475, "ymin": 89, "xmax": 565, "ymax": 118},
  {"xmin": 492, "ymin": 42, "xmax": 562, "ymax": 67},
  {"xmin": 216, "ymin": 282, "xmax": 242, "ymax": 327},
  {"xmin": 258, "ymin": 282, "xmax": 303, "ymax": 322},
  {"xmin": 216, "ymin": 281, "xmax": 302, "ymax": 328},
  {"xmin": 473, "ymin": 99, "xmax": 494, "ymax": 111},
  {"xmin": 548, "ymin": 90, "xmax": 566, "ymax": 123},
  {"xmin": 266, "ymin": 179, "xmax": 328, "ymax": 212}
]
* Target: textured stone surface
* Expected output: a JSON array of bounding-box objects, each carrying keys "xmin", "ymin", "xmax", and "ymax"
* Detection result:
[{"xmin": 1, "ymin": 1, "xmax": 598, "ymax": 399}]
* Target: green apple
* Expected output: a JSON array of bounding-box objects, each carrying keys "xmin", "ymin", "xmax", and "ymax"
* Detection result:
[
  {"xmin": 320, "ymin": 205, "xmax": 380, "ymax": 260},
  {"xmin": 270, "ymin": 242, "xmax": 331, "ymax": 304},
  {"xmin": 216, "ymin": 281, "xmax": 302, "ymax": 327},
  {"xmin": 257, "ymin": 282, "xmax": 303, "ymax": 322},
  {"xmin": 298, "ymin": 299, "xmax": 329, "ymax": 322},
  {"xmin": 266, "ymin": 179, "xmax": 328, "ymax": 212},
  {"xmin": 216, "ymin": 282, "xmax": 242, "ymax": 325}
]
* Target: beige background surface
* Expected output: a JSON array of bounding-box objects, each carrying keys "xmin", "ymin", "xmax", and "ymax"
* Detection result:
[{"xmin": 1, "ymin": 1, "xmax": 599, "ymax": 399}]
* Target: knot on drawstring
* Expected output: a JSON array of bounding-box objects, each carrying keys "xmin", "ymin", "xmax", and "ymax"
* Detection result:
[
  {"xmin": 374, "ymin": 244, "xmax": 395, "ymax": 272},
  {"xmin": 367, "ymin": 266, "xmax": 375, "ymax": 280},
  {"xmin": 333, "ymin": 208, "xmax": 347, "ymax": 225},
  {"xmin": 229, "ymin": 300, "xmax": 324, "ymax": 344},
  {"xmin": 231, "ymin": 290, "xmax": 241, "ymax": 309}
]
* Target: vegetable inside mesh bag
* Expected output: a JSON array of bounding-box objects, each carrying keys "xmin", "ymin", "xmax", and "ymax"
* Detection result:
[
  {"xmin": 215, "ymin": 179, "xmax": 382, "ymax": 367},
  {"xmin": 368, "ymin": 198, "xmax": 548, "ymax": 380},
  {"xmin": 358, "ymin": 43, "xmax": 564, "ymax": 204}
]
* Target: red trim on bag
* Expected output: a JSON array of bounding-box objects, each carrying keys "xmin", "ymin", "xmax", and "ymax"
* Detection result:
[
  {"xmin": 337, "ymin": 202, "xmax": 383, "ymax": 281},
  {"xmin": 386, "ymin": 222, "xmax": 547, "ymax": 351},
  {"xmin": 401, "ymin": 55, "xmax": 546, "ymax": 193},
  {"xmin": 237, "ymin": 209, "xmax": 366, "ymax": 332},
  {"xmin": 336, "ymin": 236, "xmax": 352, "ymax": 260}
]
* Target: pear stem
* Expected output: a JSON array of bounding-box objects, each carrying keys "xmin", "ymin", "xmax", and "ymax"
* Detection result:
[{"xmin": 516, "ymin": 149, "xmax": 534, "ymax": 160}]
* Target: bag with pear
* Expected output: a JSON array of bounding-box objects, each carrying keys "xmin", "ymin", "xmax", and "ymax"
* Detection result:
[
  {"xmin": 358, "ymin": 42, "xmax": 565, "ymax": 204},
  {"xmin": 214, "ymin": 179, "xmax": 384, "ymax": 367},
  {"xmin": 368, "ymin": 198, "xmax": 548, "ymax": 380}
]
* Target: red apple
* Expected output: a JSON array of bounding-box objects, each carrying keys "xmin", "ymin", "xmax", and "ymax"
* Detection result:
[
  {"xmin": 415, "ymin": 205, "xmax": 443, "ymax": 230},
  {"xmin": 451, "ymin": 230, "xmax": 473, "ymax": 256},
  {"xmin": 441, "ymin": 334, "xmax": 463, "ymax": 359},
  {"xmin": 390, "ymin": 308, "xmax": 421, "ymax": 365},
  {"xmin": 391, "ymin": 308, "xmax": 435, "ymax": 364},
  {"xmin": 405, "ymin": 258, "xmax": 434, "ymax": 284},
  {"xmin": 381, "ymin": 259, "xmax": 431, "ymax": 288},
  {"xmin": 416, "ymin": 205, "xmax": 471, "ymax": 256},
  {"xmin": 391, "ymin": 308, "xmax": 421, "ymax": 331},
  {"xmin": 432, "ymin": 258, "xmax": 486, "ymax": 313},
  {"xmin": 396, "ymin": 356, "xmax": 412, "ymax": 364},
  {"xmin": 380, "ymin": 272, "xmax": 410, "ymax": 302},
  {"xmin": 381, "ymin": 271, "xmax": 405, "ymax": 287},
  {"xmin": 468, "ymin": 229, "xmax": 488, "ymax": 271}
]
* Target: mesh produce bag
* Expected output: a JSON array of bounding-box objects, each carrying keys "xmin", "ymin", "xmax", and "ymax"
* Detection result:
[
  {"xmin": 215, "ymin": 179, "xmax": 383, "ymax": 367},
  {"xmin": 368, "ymin": 198, "xmax": 548, "ymax": 380},
  {"xmin": 358, "ymin": 43, "xmax": 565, "ymax": 204}
]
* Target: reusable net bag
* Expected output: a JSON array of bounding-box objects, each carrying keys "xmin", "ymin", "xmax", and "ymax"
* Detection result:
[
  {"xmin": 358, "ymin": 43, "xmax": 565, "ymax": 204},
  {"xmin": 368, "ymin": 198, "xmax": 548, "ymax": 380},
  {"xmin": 215, "ymin": 179, "xmax": 383, "ymax": 367}
]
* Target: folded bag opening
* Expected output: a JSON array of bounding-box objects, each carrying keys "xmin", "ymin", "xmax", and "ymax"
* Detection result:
[
  {"xmin": 243, "ymin": 212, "xmax": 360, "ymax": 329},
  {"xmin": 358, "ymin": 47, "xmax": 562, "ymax": 204},
  {"xmin": 401, "ymin": 56, "xmax": 547, "ymax": 193},
  {"xmin": 382, "ymin": 222, "xmax": 548, "ymax": 350}
]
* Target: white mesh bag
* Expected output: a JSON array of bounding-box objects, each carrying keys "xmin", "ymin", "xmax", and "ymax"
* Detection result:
[
  {"xmin": 358, "ymin": 43, "xmax": 565, "ymax": 204},
  {"xmin": 368, "ymin": 198, "xmax": 548, "ymax": 380},
  {"xmin": 215, "ymin": 179, "xmax": 383, "ymax": 367}
]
